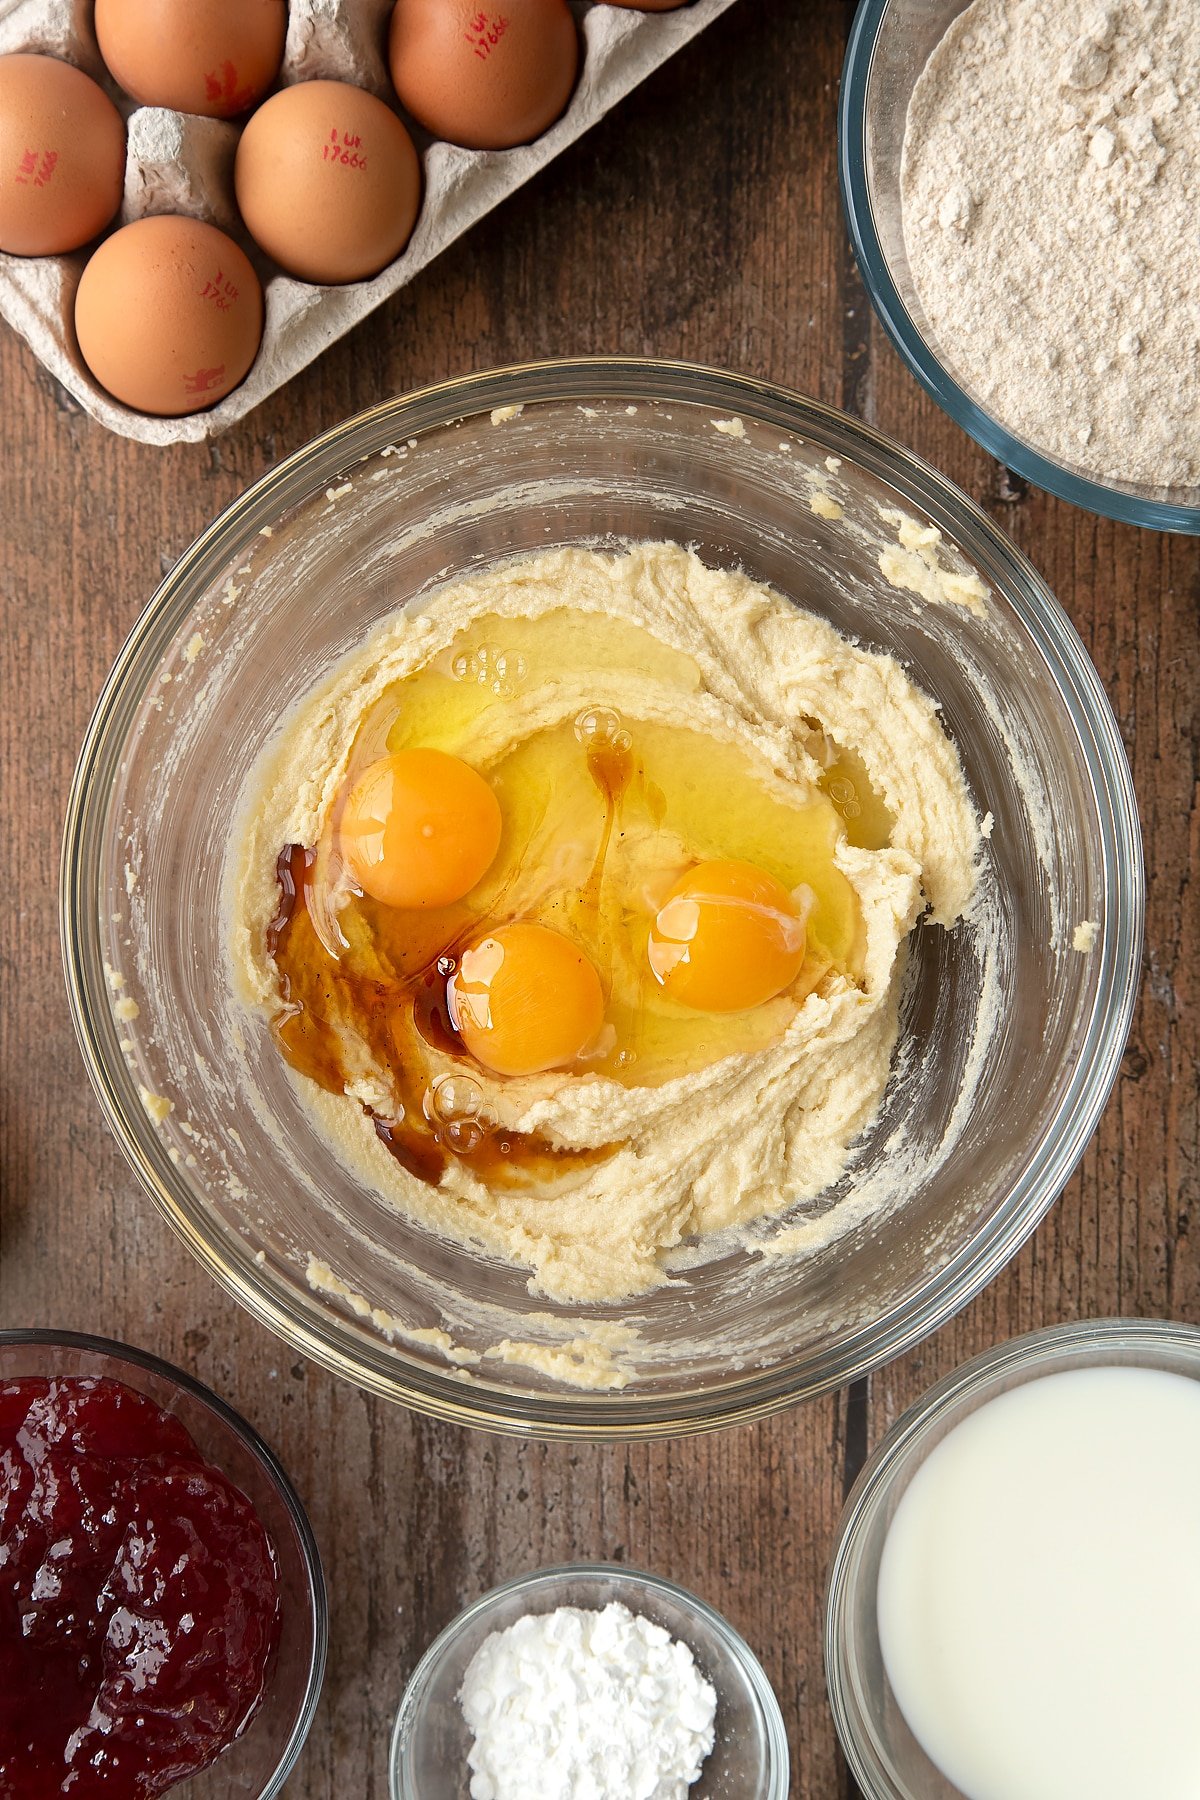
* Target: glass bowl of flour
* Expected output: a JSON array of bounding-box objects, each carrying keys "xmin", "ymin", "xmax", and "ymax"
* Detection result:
[
  {"xmin": 840, "ymin": 0, "xmax": 1200, "ymax": 533},
  {"xmin": 389, "ymin": 1562, "xmax": 789, "ymax": 1799}
]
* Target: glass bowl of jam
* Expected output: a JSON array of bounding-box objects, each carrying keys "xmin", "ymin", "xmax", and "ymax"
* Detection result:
[{"xmin": 0, "ymin": 1329, "xmax": 326, "ymax": 1799}]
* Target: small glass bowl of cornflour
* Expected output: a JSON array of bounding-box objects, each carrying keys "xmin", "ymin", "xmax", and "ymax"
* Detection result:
[
  {"xmin": 825, "ymin": 1318, "xmax": 1200, "ymax": 1800},
  {"xmin": 390, "ymin": 1562, "xmax": 789, "ymax": 1799},
  {"xmin": 841, "ymin": 0, "xmax": 1200, "ymax": 533}
]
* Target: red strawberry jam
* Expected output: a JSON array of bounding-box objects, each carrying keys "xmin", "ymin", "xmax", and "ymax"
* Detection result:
[{"xmin": 0, "ymin": 1375, "xmax": 281, "ymax": 1798}]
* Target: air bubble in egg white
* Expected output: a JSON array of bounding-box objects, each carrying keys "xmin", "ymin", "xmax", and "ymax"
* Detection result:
[
  {"xmin": 574, "ymin": 706, "xmax": 623, "ymax": 746},
  {"xmin": 443, "ymin": 1117, "xmax": 484, "ymax": 1154},
  {"xmin": 426, "ymin": 1073, "xmax": 482, "ymax": 1123}
]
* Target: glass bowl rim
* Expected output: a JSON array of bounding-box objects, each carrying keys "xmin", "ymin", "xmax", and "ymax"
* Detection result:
[
  {"xmin": 388, "ymin": 1558, "xmax": 790, "ymax": 1800},
  {"xmin": 0, "ymin": 1325, "xmax": 328, "ymax": 1799},
  {"xmin": 838, "ymin": 0, "xmax": 1200, "ymax": 536},
  {"xmin": 823, "ymin": 1315, "xmax": 1200, "ymax": 1798},
  {"xmin": 60, "ymin": 354, "xmax": 1144, "ymax": 1439}
]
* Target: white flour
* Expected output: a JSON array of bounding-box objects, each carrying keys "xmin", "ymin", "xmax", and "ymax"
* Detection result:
[
  {"xmin": 459, "ymin": 1603, "xmax": 717, "ymax": 1800},
  {"xmin": 901, "ymin": 0, "xmax": 1200, "ymax": 493}
]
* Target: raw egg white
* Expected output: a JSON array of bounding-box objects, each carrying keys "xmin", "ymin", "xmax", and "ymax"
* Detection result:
[
  {"xmin": 74, "ymin": 215, "xmax": 263, "ymax": 415},
  {"xmin": 0, "ymin": 54, "xmax": 125, "ymax": 255},
  {"xmin": 235, "ymin": 80, "xmax": 422, "ymax": 285},
  {"xmin": 388, "ymin": 0, "xmax": 579, "ymax": 151},
  {"xmin": 94, "ymin": 0, "xmax": 286, "ymax": 118}
]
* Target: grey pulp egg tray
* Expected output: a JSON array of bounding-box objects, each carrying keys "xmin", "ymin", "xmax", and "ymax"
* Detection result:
[{"xmin": 0, "ymin": 0, "xmax": 739, "ymax": 443}]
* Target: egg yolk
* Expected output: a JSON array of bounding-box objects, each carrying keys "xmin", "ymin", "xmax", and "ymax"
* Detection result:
[
  {"xmin": 647, "ymin": 859, "xmax": 808, "ymax": 1012},
  {"xmin": 447, "ymin": 923, "xmax": 606, "ymax": 1077},
  {"xmin": 339, "ymin": 748, "xmax": 501, "ymax": 909}
]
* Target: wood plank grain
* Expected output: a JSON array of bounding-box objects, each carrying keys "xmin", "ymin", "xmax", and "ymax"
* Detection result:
[{"xmin": 0, "ymin": 6, "xmax": 1195, "ymax": 1797}]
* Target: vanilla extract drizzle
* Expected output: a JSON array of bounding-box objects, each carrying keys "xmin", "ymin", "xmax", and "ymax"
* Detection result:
[{"xmin": 266, "ymin": 840, "xmax": 618, "ymax": 1188}]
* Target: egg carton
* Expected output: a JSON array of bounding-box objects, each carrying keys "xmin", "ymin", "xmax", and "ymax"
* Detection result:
[{"xmin": 0, "ymin": 0, "xmax": 739, "ymax": 443}]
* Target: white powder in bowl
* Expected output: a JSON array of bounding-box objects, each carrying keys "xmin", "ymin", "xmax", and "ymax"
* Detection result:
[
  {"xmin": 459, "ymin": 1602, "xmax": 718, "ymax": 1800},
  {"xmin": 901, "ymin": 0, "xmax": 1199, "ymax": 493}
]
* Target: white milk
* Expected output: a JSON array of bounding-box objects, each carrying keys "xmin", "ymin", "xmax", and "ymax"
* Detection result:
[{"xmin": 876, "ymin": 1365, "xmax": 1200, "ymax": 1800}]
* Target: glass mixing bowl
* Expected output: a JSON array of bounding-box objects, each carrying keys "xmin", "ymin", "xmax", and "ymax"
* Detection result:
[
  {"xmin": 0, "ymin": 1328, "xmax": 327, "ymax": 1798},
  {"xmin": 61, "ymin": 358, "xmax": 1142, "ymax": 1437},
  {"xmin": 824, "ymin": 1318, "xmax": 1200, "ymax": 1799},
  {"xmin": 839, "ymin": 0, "xmax": 1200, "ymax": 534},
  {"xmin": 390, "ymin": 1563, "xmax": 788, "ymax": 1799}
]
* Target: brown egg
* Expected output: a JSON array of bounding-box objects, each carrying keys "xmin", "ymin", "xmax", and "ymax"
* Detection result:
[
  {"xmin": 94, "ymin": 0, "xmax": 286, "ymax": 119},
  {"xmin": 235, "ymin": 80, "xmax": 421, "ymax": 285},
  {"xmin": 74, "ymin": 215, "xmax": 263, "ymax": 415},
  {"xmin": 0, "ymin": 54, "xmax": 125, "ymax": 255},
  {"xmin": 388, "ymin": 0, "xmax": 578, "ymax": 151}
]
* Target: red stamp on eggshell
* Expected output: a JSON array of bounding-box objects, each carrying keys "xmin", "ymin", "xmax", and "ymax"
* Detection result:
[
  {"xmin": 183, "ymin": 364, "xmax": 227, "ymax": 395},
  {"xmin": 200, "ymin": 268, "xmax": 239, "ymax": 311},
  {"xmin": 204, "ymin": 61, "xmax": 255, "ymax": 115},
  {"xmin": 15, "ymin": 148, "xmax": 57, "ymax": 187},
  {"xmin": 322, "ymin": 127, "xmax": 367, "ymax": 170},
  {"xmin": 465, "ymin": 12, "xmax": 509, "ymax": 59}
]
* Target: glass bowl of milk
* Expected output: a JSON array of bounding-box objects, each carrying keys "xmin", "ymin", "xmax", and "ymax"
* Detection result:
[{"xmin": 824, "ymin": 1318, "xmax": 1200, "ymax": 1800}]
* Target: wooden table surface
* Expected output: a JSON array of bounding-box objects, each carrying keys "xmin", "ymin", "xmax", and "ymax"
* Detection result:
[{"xmin": 2, "ymin": 6, "xmax": 1197, "ymax": 1795}]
